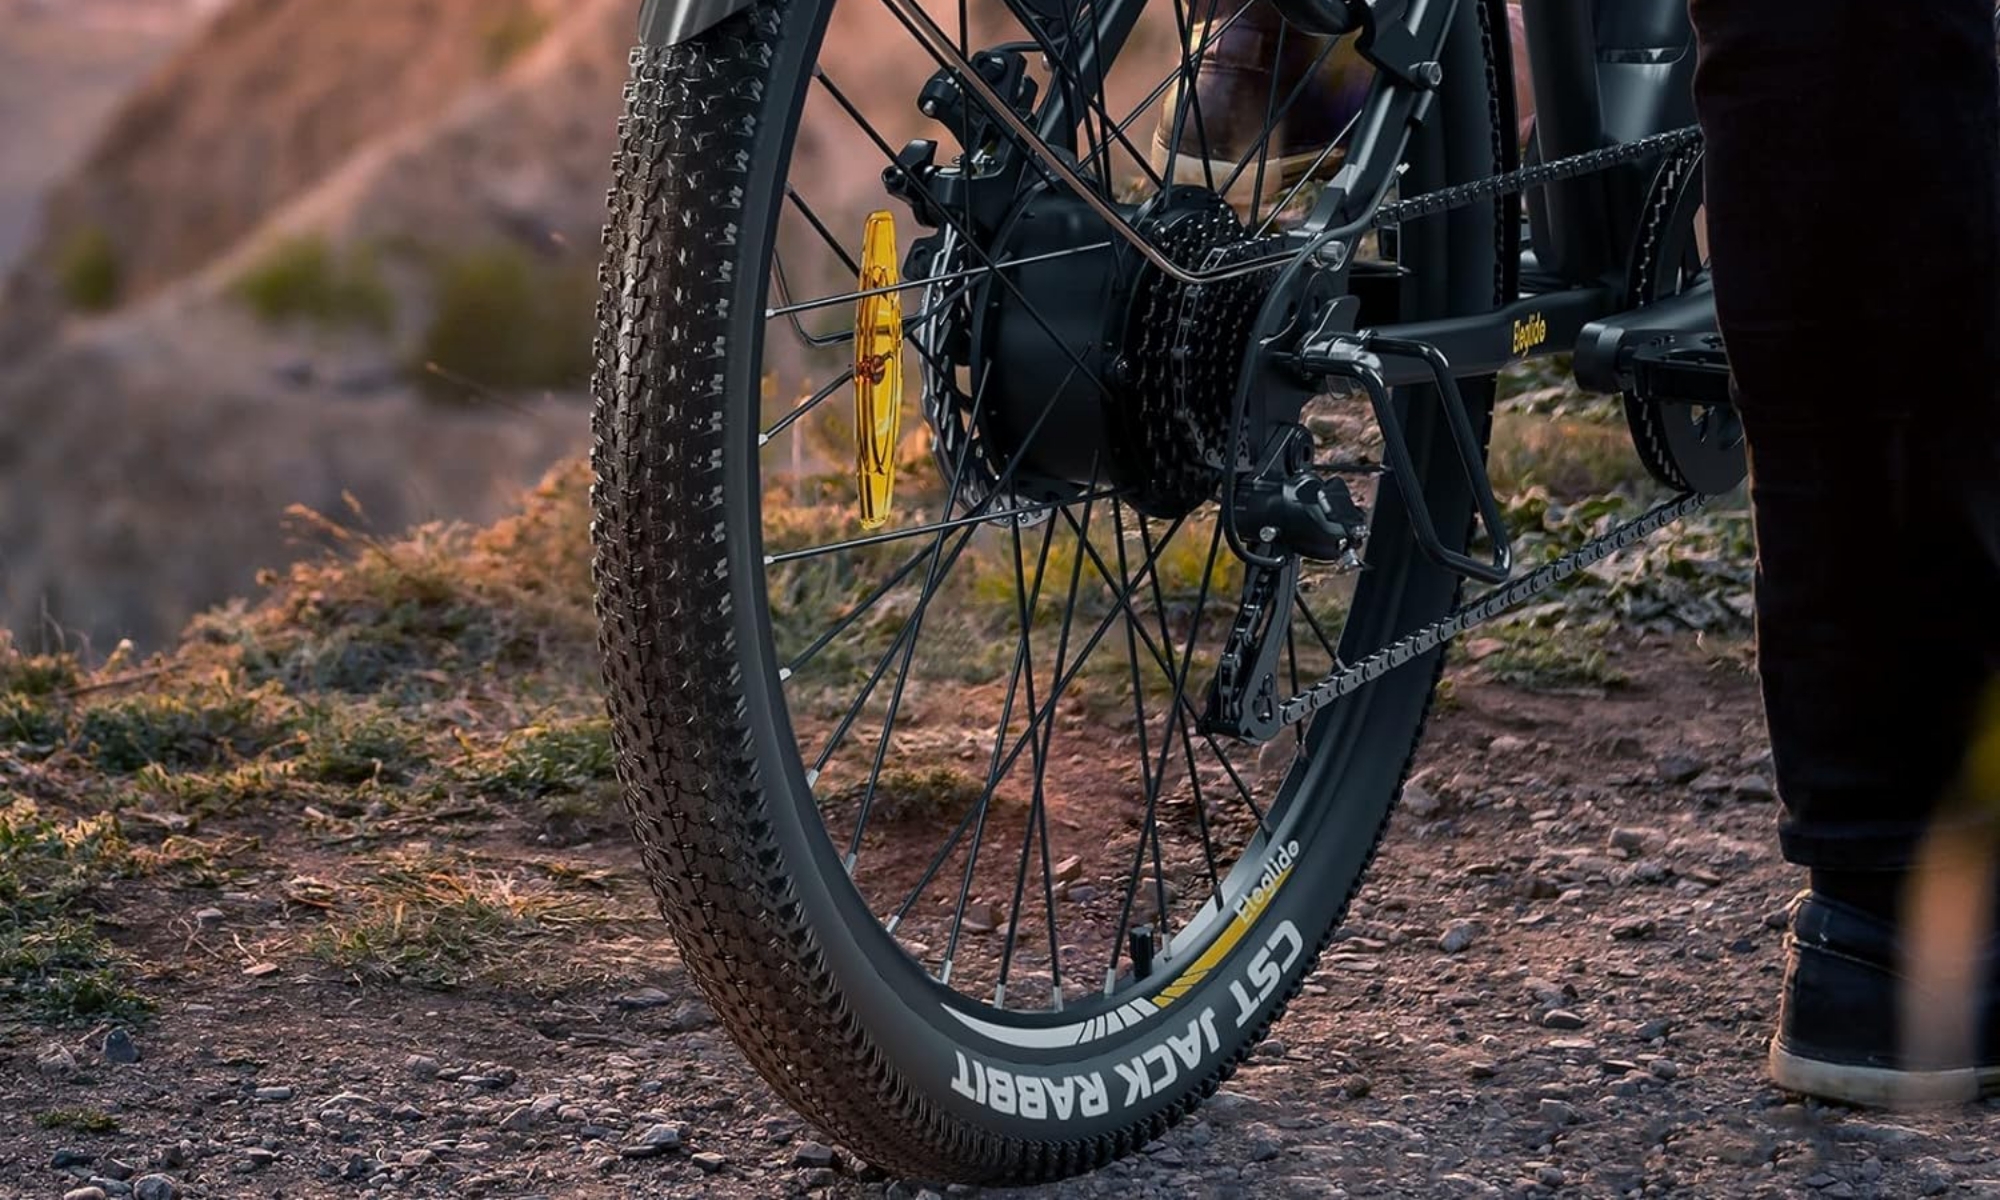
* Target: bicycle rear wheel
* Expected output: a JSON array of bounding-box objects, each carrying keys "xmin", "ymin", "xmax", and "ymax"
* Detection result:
[{"xmin": 593, "ymin": 0, "xmax": 1515, "ymax": 1181}]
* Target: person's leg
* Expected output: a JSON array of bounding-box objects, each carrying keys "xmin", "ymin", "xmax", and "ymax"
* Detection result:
[
  {"xmin": 1690, "ymin": 0, "xmax": 2000, "ymax": 1100},
  {"xmin": 1692, "ymin": 0, "xmax": 2000, "ymax": 881}
]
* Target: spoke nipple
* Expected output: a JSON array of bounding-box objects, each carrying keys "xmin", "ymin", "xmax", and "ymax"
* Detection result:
[
  {"xmin": 1129, "ymin": 926, "xmax": 1156, "ymax": 980},
  {"xmin": 938, "ymin": 961, "xmax": 953, "ymax": 985},
  {"xmin": 842, "ymin": 850, "xmax": 857, "ymax": 874},
  {"xmin": 758, "ymin": 433, "xmax": 771, "ymax": 447},
  {"xmin": 763, "ymin": 555, "xmax": 776, "ymax": 567},
  {"xmin": 806, "ymin": 768, "xmax": 821, "ymax": 789},
  {"xmin": 993, "ymin": 982, "xmax": 1006, "ymax": 1008},
  {"xmin": 778, "ymin": 666, "xmax": 794, "ymax": 682},
  {"xmin": 885, "ymin": 913, "xmax": 900, "ymax": 934}
]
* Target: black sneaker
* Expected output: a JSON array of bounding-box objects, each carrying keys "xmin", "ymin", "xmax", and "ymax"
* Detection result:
[{"xmin": 1770, "ymin": 892, "xmax": 2000, "ymax": 1106}]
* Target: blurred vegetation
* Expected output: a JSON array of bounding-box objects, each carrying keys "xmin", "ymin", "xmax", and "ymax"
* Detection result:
[
  {"xmin": 232, "ymin": 236, "xmax": 396, "ymax": 332},
  {"xmin": 416, "ymin": 245, "xmax": 595, "ymax": 399},
  {"xmin": 480, "ymin": 5, "xmax": 554, "ymax": 73},
  {"xmin": 55, "ymin": 225, "xmax": 122, "ymax": 313}
]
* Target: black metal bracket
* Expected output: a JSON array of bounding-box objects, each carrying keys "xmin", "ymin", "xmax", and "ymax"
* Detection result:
[{"xmin": 1300, "ymin": 329, "xmax": 1514, "ymax": 585}]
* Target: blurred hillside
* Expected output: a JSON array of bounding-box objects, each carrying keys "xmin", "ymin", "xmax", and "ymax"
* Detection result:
[{"xmin": 0, "ymin": 0, "xmax": 633, "ymax": 652}]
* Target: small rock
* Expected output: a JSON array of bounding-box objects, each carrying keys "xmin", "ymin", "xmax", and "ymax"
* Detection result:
[
  {"xmin": 400, "ymin": 1149, "xmax": 437, "ymax": 1168},
  {"xmin": 1340, "ymin": 1074, "xmax": 1372, "ymax": 1099},
  {"xmin": 1536, "ymin": 1166, "xmax": 1566, "ymax": 1188},
  {"xmin": 390, "ymin": 1103, "xmax": 425, "ymax": 1122},
  {"xmin": 1439, "ymin": 922, "xmax": 1478, "ymax": 954},
  {"xmin": 132, "ymin": 1177, "xmax": 180, "ymax": 1200},
  {"xmin": 1468, "ymin": 1061, "xmax": 1498, "ymax": 1080},
  {"xmin": 37, "ymin": 1043, "xmax": 79, "ymax": 1076},
  {"xmin": 1689, "ymin": 769, "xmax": 1735, "ymax": 793},
  {"xmin": 243, "ymin": 1148, "xmax": 277, "ymax": 1169},
  {"xmin": 98, "ymin": 1159, "xmax": 135, "ymax": 1182},
  {"xmin": 64, "ymin": 1189, "xmax": 108, "ymax": 1200},
  {"xmin": 1803, "ymin": 1173, "xmax": 1837, "ymax": 1189},
  {"xmin": 691, "ymin": 1151, "xmax": 727, "ymax": 1172},
  {"xmin": 1489, "ymin": 734, "xmax": 1530, "ymax": 755},
  {"xmin": 1542, "ymin": 1009, "xmax": 1587, "ymax": 1031},
  {"xmin": 101, "ymin": 1027, "xmax": 140, "ymax": 1065},
  {"xmin": 341, "ymin": 1155, "xmax": 383, "ymax": 1182},
  {"xmin": 154, "ymin": 1145, "xmax": 187, "ymax": 1169},
  {"xmin": 193, "ymin": 907, "xmax": 226, "ymax": 929},
  {"xmin": 1538, "ymin": 1099, "xmax": 1578, "ymax": 1126},
  {"xmin": 405, "ymin": 1054, "xmax": 441, "ymax": 1080},
  {"xmin": 960, "ymin": 902, "xmax": 1000, "ymax": 934},
  {"xmin": 1065, "ymin": 884, "xmax": 1099, "ymax": 903},
  {"xmin": 793, "ymin": 1142, "xmax": 838, "ymax": 1169},
  {"xmin": 1634, "ymin": 1018, "xmax": 1671, "ymax": 1041},
  {"xmin": 53, "ymin": 1149, "xmax": 95, "ymax": 1169},
  {"xmin": 1764, "ymin": 907, "xmax": 1793, "ymax": 931},
  {"xmin": 1610, "ymin": 917, "xmax": 1657, "ymax": 942},
  {"xmin": 252, "ymin": 1086, "xmax": 294, "ymax": 1102},
  {"xmin": 1657, "ymin": 751, "xmax": 1707, "ymax": 784},
  {"xmin": 1649, "ymin": 1058, "xmax": 1682, "ymax": 1080},
  {"xmin": 1609, "ymin": 828, "xmax": 1650, "ymax": 852},
  {"xmin": 1402, "ymin": 783, "xmax": 1442, "ymax": 819},
  {"xmin": 1053, "ymin": 855, "xmax": 1084, "ymax": 883},
  {"xmin": 619, "ymin": 1124, "xmax": 683, "ymax": 1158},
  {"xmin": 498, "ymin": 1104, "xmax": 539, "ymax": 1133},
  {"xmin": 1732, "ymin": 774, "xmax": 1777, "ymax": 800},
  {"xmin": 615, "ymin": 988, "xmax": 674, "ymax": 1010}
]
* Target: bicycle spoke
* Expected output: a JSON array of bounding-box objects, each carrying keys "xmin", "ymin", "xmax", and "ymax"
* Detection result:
[
  {"xmin": 1136, "ymin": 514, "xmax": 1230, "ymax": 900},
  {"xmin": 994, "ymin": 513, "xmax": 1067, "ymax": 1008},
  {"xmin": 940, "ymin": 470, "xmax": 1100, "ymax": 986},
  {"xmin": 761, "ymin": 367, "xmax": 854, "ymax": 445}
]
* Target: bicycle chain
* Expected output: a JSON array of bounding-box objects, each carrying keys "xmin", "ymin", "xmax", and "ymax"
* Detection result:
[
  {"xmin": 1624, "ymin": 139, "xmax": 1699, "ymax": 491},
  {"xmin": 1369, "ymin": 124, "xmax": 1703, "ymax": 232},
  {"xmin": 1273, "ymin": 490, "xmax": 1709, "ymax": 728}
]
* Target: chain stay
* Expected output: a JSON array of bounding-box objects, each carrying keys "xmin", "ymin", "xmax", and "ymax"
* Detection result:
[{"xmin": 1277, "ymin": 490, "xmax": 1709, "ymax": 728}]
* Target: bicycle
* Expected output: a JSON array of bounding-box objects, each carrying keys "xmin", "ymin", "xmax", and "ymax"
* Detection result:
[{"xmin": 592, "ymin": 0, "xmax": 1734, "ymax": 1183}]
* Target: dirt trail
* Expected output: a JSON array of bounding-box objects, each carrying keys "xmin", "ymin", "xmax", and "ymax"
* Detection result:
[{"xmin": 6, "ymin": 629, "xmax": 1995, "ymax": 1200}]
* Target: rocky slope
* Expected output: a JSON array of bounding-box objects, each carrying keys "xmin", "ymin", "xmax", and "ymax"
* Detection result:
[{"xmin": 0, "ymin": 0, "xmax": 635, "ymax": 649}]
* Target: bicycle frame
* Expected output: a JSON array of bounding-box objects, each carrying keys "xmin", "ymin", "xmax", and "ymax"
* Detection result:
[{"xmin": 639, "ymin": 0, "xmax": 1714, "ymax": 389}]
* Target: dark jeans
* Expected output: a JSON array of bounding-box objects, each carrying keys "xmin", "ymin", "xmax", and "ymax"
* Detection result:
[{"xmin": 1688, "ymin": 0, "xmax": 2000, "ymax": 868}]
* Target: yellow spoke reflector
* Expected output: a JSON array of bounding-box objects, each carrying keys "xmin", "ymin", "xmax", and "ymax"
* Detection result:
[{"xmin": 854, "ymin": 210, "xmax": 904, "ymax": 530}]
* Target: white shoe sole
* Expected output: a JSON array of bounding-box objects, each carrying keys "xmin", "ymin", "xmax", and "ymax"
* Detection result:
[{"xmin": 1769, "ymin": 1040, "xmax": 2000, "ymax": 1108}]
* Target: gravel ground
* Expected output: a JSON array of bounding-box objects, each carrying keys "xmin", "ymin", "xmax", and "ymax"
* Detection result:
[{"xmin": 7, "ymin": 634, "xmax": 1998, "ymax": 1200}]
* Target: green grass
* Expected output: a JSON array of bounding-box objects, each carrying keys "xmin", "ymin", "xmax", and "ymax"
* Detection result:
[
  {"xmin": 232, "ymin": 236, "xmax": 395, "ymax": 333},
  {"xmin": 1460, "ymin": 621, "xmax": 1629, "ymax": 692},
  {"xmin": 308, "ymin": 853, "xmax": 599, "ymax": 990},
  {"xmin": 0, "ymin": 694, "xmax": 64, "ymax": 752},
  {"xmin": 35, "ymin": 1109, "xmax": 120, "ymax": 1134},
  {"xmin": 828, "ymin": 765, "xmax": 988, "ymax": 825},
  {"xmin": 56, "ymin": 225, "xmax": 122, "ymax": 312},
  {"xmin": 0, "ymin": 801, "xmax": 149, "ymax": 1025},
  {"xmin": 295, "ymin": 707, "xmax": 428, "ymax": 786},
  {"xmin": 76, "ymin": 681, "xmax": 290, "ymax": 773},
  {"xmin": 476, "ymin": 719, "xmax": 613, "ymax": 800},
  {"xmin": 416, "ymin": 246, "xmax": 594, "ymax": 398}
]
